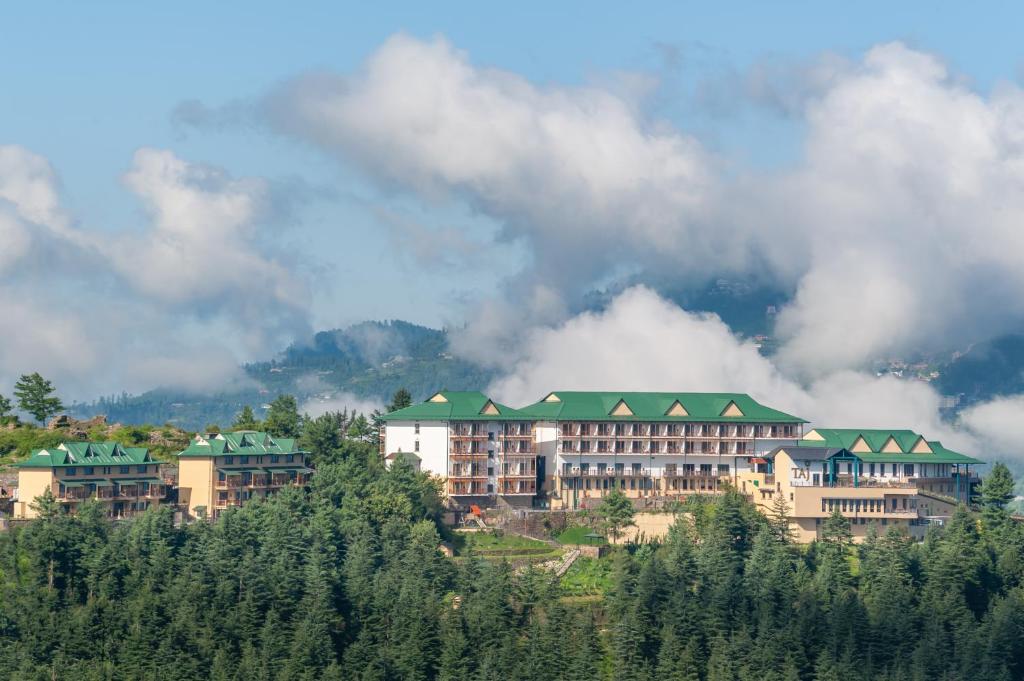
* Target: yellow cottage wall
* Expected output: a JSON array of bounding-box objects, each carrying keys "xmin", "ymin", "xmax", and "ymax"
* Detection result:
[
  {"xmin": 178, "ymin": 457, "xmax": 215, "ymax": 518},
  {"xmin": 14, "ymin": 469, "xmax": 55, "ymax": 519}
]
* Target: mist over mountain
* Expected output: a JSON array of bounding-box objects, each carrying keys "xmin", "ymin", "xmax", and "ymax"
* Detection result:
[{"xmin": 73, "ymin": 320, "xmax": 496, "ymax": 430}]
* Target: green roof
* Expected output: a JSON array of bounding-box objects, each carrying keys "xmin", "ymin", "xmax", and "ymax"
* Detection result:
[
  {"xmin": 798, "ymin": 428, "xmax": 982, "ymax": 464},
  {"xmin": 515, "ymin": 391, "xmax": 806, "ymax": 423},
  {"xmin": 178, "ymin": 431, "xmax": 306, "ymax": 458},
  {"xmin": 381, "ymin": 391, "xmax": 532, "ymax": 422},
  {"xmin": 15, "ymin": 442, "xmax": 154, "ymax": 469}
]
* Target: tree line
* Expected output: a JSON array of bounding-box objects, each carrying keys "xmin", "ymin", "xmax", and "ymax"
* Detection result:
[{"xmin": 0, "ymin": 391, "xmax": 1021, "ymax": 679}]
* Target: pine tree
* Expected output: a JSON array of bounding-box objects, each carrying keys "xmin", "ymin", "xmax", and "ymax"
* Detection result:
[
  {"xmin": 232, "ymin": 405, "xmax": 260, "ymax": 430},
  {"xmin": 768, "ymin": 493, "xmax": 795, "ymax": 543},
  {"xmin": 0, "ymin": 392, "xmax": 12, "ymax": 422},
  {"xmin": 264, "ymin": 394, "xmax": 301, "ymax": 438},
  {"xmin": 13, "ymin": 372, "xmax": 63, "ymax": 424}
]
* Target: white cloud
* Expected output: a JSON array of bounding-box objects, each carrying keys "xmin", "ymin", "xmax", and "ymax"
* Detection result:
[
  {"xmin": 299, "ymin": 392, "xmax": 383, "ymax": 419},
  {"xmin": 261, "ymin": 36, "xmax": 1024, "ymax": 380},
  {"xmin": 0, "ymin": 146, "xmax": 312, "ymax": 400},
  {"xmin": 266, "ymin": 33, "xmax": 744, "ymax": 351},
  {"xmin": 488, "ymin": 286, "xmax": 973, "ymax": 451},
  {"xmin": 961, "ymin": 395, "xmax": 1024, "ymax": 459}
]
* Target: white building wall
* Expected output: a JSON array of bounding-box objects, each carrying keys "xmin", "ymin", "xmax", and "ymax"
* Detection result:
[{"xmin": 385, "ymin": 420, "xmax": 449, "ymax": 479}]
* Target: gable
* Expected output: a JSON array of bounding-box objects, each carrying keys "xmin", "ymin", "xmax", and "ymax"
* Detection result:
[
  {"xmin": 911, "ymin": 437, "xmax": 933, "ymax": 453},
  {"xmin": 542, "ymin": 392, "xmax": 561, "ymax": 402},
  {"xmin": 802, "ymin": 429, "xmax": 826, "ymax": 441},
  {"xmin": 428, "ymin": 393, "xmax": 449, "ymax": 403},
  {"xmin": 720, "ymin": 401, "xmax": 745, "ymax": 417},
  {"xmin": 881, "ymin": 436, "xmax": 903, "ymax": 453},
  {"xmin": 850, "ymin": 436, "xmax": 872, "ymax": 453},
  {"xmin": 610, "ymin": 399, "xmax": 634, "ymax": 416},
  {"xmin": 665, "ymin": 400, "xmax": 689, "ymax": 417},
  {"xmin": 480, "ymin": 400, "xmax": 500, "ymax": 415}
]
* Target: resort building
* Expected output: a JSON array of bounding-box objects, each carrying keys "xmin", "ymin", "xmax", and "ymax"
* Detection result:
[
  {"xmin": 742, "ymin": 428, "xmax": 983, "ymax": 542},
  {"xmin": 12, "ymin": 442, "xmax": 165, "ymax": 520},
  {"xmin": 381, "ymin": 390, "xmax": 805, "ymax": 510},
  {"xmin": 519, "ymin": 392, "xmax": 805, "ymax": 510},
  {"xmin": 381, "ymin": 391, "xmax": 539, "ymax": 503},
  {"xmin": 177, "ymin": 431, "xmax": 312, "ymax": 519}
]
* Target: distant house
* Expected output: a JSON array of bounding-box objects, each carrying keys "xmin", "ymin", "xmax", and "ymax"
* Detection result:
[
  {"xmin": 13, "ymin": 442, "xmax": 165, "ymax": 519},
  {"xmin": 177, "ymin": 431, "xmax": 312, "ymax": 519}
]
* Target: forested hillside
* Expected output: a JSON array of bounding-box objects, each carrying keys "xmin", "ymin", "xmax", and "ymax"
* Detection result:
[
  {"xmin": 73, "ymin": 321, "xmax": 495, "ymax": 429},
  {"xmin": 1, "ymin": 421, "xmax": 1022, "ymax": 680}
]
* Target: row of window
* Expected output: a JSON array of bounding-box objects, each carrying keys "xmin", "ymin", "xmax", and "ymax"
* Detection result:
[
  {"xmin": 562, "ymin": 463, "xmax": 731, "ymax": 476},
  {"xmin": 562, "ymin": 439, "xmax": 749, "ymax": 454},
  {"xmin": 559, "ymin": 423, "xmax": 798, "ymax": 438},
  {"xmin": 58, "ymin": 482, "xmax": 160, "ymax": 497},
  {"xmin": 63, "ymin": 465, "xmax": 151, "ymax": 477},
  {"xmin": 821, "ymin": 497, "xmax": 917, "ymax": 514},
  {"xmin": 220, "ymin": 454, "xmax": 300, "ymax": 465}
]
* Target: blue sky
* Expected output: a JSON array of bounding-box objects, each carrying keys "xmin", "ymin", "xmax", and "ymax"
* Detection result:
[
  {"xmin": 5, "ymin": 2, "xmax": 1024, "ymax": 402},
  {"xmin": 5, "ymin": 1, "xmax": 1022, "ymax": 328}
]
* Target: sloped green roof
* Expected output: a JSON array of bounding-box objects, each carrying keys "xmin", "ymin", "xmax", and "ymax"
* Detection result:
[
  {"xmin": 798, "ymin": 428, "xmax": 982, "ymax": 464},
  {"xmin": 178, "ymin": 431, "xmax": 306, "ymax": 458},
  {"xmin": 516, "ymin": 391, "xmax": 806, "ymax": 423},
  {"xmin": 15, "ymin": 442, "xmax": 153, "ymax": 468},
  {"xmin": 381, "ymin": 391, "xmax": 532, "ymax": 421}
]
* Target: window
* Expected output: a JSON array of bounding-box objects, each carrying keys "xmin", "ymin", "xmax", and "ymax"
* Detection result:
[
  {"xmin": 488, "ymin": 432, "xmax": 495, "ymax": 441},
  {"xmin": 631, "ymin": 440, "xmax": 643, "ymax": 453},
  {"xmin": 84, "ymin": 467, "xmax": 94, "ymax": 475},
  {"xmin": 414, "ymin": 440, "xmax": 420, "ymax": 452},
  {"xmin": 103, "ymin": 467, "xmax": 111, "ymax": 474},
  {"xmin": 580, "ymin": 441, "xmax": 591, "ymax": 453},
  {"xmin": 414, "ymin": 423, "xmax": 420, "ymax": 435},
  {"xmin": 718, "ymin": 464, "xmax": 730, "ymax": 475},
  {"xmin": 649, "ymin": 424, "xmax": 660, "ymax": 436},
  {"xmin": 137, "ymin": 465, "xmax": 147, "ymax": 474},
  {"xmin": 240, "ymin": 456, "xmax": 249, "ymax": 465},
  {"xmin": 270, "ymin": 455, "xmax": 279, "ymax": 463},
  {"xmin": 224, "ymin": 456, "xmax": 234, "ymax": 464},
  {"xmin": 891, "ymin": 464, "xmax": 897, "ymax": 476},
  {"xmin": 615, "ymin": 441, "xmax": 625, "ymax": 453},
  {"xmin": 66, "ymin": 468, "xmax": 76, "ymax": 476},
  {"xmin": 286, "ymin": 454, "xmax": 295, "ymax": 463},
  {"xmin": 597, "ymin": 440, "xmax": 608, "ymax": 453},
  {"xmin": 120, "ymin": 466, "xmax": 130, "ymax": 474},
  {"xmin": 649, "ymin": 441, "xmax": 660, "ymax": 454},
  {"xmin": 903, "ymin": 464, "xmax": 915, "ymax": 476},
  {"xmin": 218, "ymin": 471, "xmax": 226, "ymax": 482},
  {"xmin": 869, "ymin": 463, "xmax": 875, "ymax": 477}
]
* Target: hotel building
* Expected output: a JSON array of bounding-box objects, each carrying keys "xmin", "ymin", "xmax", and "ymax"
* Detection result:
[
  {"xmin": 381, "ymin": 390, "xmax": 805, "ymax": 510},
  {"xmin": 13, "ymin": 442, "xmax": 166, "ymax": 520},
  {"xmin": 519, "ymin": 392, "xmax": 806, "ymax": 510},
  {"xmin": 742, "ymin": 428, "xmax": 983, "ymax": 542},
  {"xmin": 381, "ymin": 391, "xmax": 539, "ymax": 503},
  {"xmin": 177, "ymin": 431, "xmax": 312, "ymax": 519}
]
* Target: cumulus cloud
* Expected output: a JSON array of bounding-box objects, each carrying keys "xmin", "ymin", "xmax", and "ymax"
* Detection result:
[
  {"xmin": 961, "ymin": 395, "xmax": 1024, "ymax": 458},
  {"xmin": 0, "ymin": 146, "xmax": 311, "ymax": 400},
  {"xmin": 262, "ymin": 34, "xmax": 756, "ymax": 352},
  {"xmin": 488, "ymin": 286, "xmax": 977, "ymax": 452},
  {"xmin": 251, "ymin": 36, "xmax": 1024, "ymax": 381}
]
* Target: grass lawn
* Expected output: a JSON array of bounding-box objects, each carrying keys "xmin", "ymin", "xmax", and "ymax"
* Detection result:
[
  {"xmin": 560, "ymin": 556, "xmax": 614, "ymax": 596},
  {"xmin": 556, "ymin": 525, "xmax": 607, "ymax": 546},
  {"xmin": 453, "ymin": 530, "xmax": 563, "ymax": 562}
]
